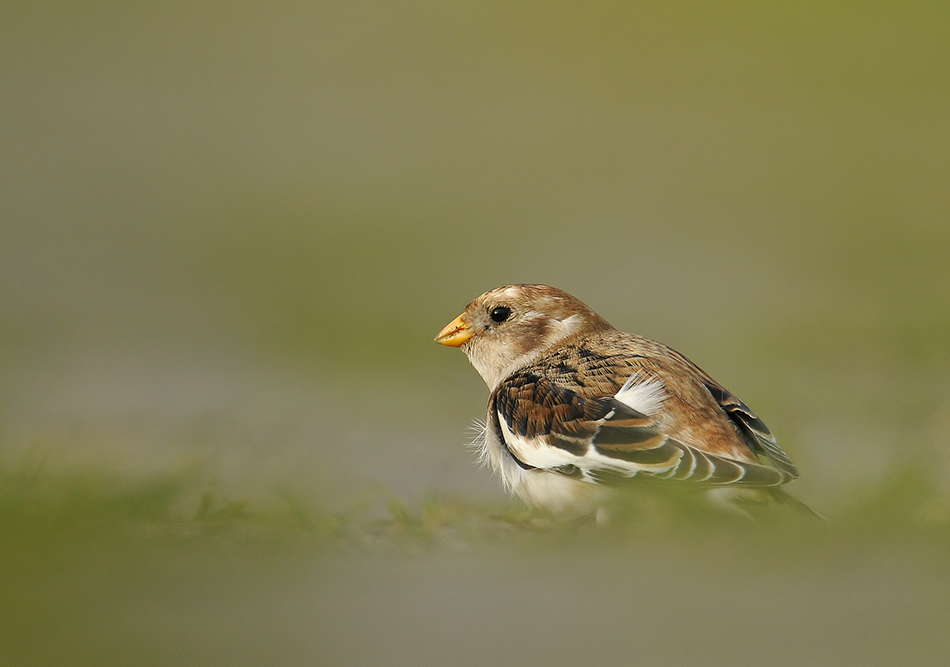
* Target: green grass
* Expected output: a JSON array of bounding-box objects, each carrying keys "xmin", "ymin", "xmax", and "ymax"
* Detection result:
[
  {"xmin": 0, "ymin": 460, "xmax": 948, "ymax": 666},
  {"xmin": 1, "ymin": 460, "xmax": 947, "ymax": 551}
]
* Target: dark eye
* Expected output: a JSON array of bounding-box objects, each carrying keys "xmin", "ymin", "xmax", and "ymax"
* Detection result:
[{"xmin": 490, "ymin": 306, "xmax": 511, "ymax": 323}]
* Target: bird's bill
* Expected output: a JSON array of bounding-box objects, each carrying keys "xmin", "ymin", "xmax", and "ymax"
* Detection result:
[{"xmin": 434, "ymin": 314, "xmax": 474, "ymax": 347}]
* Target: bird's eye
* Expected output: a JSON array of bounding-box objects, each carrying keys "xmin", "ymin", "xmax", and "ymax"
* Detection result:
[{"xmin": 490, "ymin": 306, "xmax": 511, "ymax": 323}]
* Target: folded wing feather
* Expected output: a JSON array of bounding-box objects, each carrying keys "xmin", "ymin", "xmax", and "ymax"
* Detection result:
[{"xmin": 490, "ymin": 372, "xmax": 794, "ymax": 488}]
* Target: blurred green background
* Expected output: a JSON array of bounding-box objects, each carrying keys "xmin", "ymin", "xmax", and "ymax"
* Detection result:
[{"xmin": 2, "ymin": 2, "xmax": 949, "ymax": 665}]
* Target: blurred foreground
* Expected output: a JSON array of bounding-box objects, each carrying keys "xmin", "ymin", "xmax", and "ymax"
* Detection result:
[{"xmin": 1, "ymin": 462, "xmax": 949, "ymax": 666}]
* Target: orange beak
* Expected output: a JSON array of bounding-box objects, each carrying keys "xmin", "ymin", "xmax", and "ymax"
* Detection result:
[{"xmin": 434, "ymin": 314, "xmax": 474, "ymax": 347}]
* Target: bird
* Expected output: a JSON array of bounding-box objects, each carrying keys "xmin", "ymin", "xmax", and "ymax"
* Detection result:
[{"xmin": 435, "ymin": 284, "xmax": 817, "ymax": 518}]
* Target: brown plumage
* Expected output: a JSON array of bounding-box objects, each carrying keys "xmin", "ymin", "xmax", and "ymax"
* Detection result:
[{"xmin": 435, "ymin": 284, "xmax": 814, "ymax": 516}]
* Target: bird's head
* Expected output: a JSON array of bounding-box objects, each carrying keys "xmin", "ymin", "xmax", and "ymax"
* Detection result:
[{"xmin": 435, "ymin": 284, "xmax": 612, "ymax": 389}]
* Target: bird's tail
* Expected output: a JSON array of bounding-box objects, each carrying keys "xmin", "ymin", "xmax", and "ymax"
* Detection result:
[{"xmin": 768, "ymin": 488, "xmax": 827, "ymax": 521}]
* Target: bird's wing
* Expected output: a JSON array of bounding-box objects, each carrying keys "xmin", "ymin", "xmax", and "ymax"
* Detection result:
[
  {"xmin": 489, "ymin": 371, "xmax": 793, "ymax": 487},
  {"xmin": 702, "ymin": 381, "xmax": 799, "ymax": 479}
]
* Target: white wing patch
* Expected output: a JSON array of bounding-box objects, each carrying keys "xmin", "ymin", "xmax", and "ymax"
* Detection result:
[
  {"xmin": 496, "ymin": 415, "xmax": 579, "ymax": 469},
  {"xmin": 496, "ymin": 408, "xmax": 680, "ymax": 479},
  {"xmin": 614, "ymin": 372, "xmax": 667, "ymax": 415}
]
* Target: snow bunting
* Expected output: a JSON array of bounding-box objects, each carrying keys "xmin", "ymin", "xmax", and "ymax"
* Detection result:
[{"xmin": 435, "ymin": 284, "xmax": 814, "ymax": 516}]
